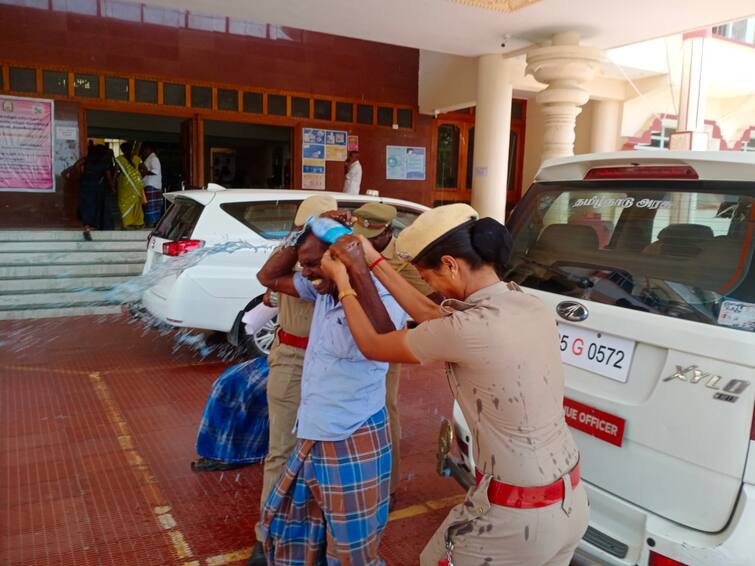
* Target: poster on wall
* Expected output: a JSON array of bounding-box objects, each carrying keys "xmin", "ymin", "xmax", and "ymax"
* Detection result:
[
  {"xmin": 386, "ymin": 145, "xmax": 426, "ymax": 181},
  {"xmin": 302, "ymin": 127, "xmax": 348, "ymax": 190},
  {"xmin": 0, "ymin": 95, "xmax": 55, "ymax": 193},
  {"xmin": 325, "ymin": 130, "xmax": 348, "ymax": 161},
  {"xmin": 302, "ymin": 159, "xmax": 326, "ymax": 190},
  {"xmin": 348, "ymin": 135, "xmax": 359, "ymax": 152}
]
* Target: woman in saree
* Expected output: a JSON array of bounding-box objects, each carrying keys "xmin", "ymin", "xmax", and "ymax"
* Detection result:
[{"xmin": 115, "ymin": 142, "xmax": 146, "ymax": 228}]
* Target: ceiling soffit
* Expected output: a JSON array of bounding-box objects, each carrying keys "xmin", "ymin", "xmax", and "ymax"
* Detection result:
[{"xmin": 449, "ymin": 0, "xmax": 541, "ymax": 12}]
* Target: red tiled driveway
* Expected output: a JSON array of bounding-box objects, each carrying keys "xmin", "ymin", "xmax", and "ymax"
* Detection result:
[{"xmin": 0, "ymin": 315, "xmax": 463, "ymax": 565}]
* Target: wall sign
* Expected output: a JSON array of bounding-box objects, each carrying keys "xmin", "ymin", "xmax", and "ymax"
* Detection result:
[
  {"xmin": 0, "ymin": 95, "xmax": 55, "ymax": 193},
  {"xmin": 302, "ymin": 127, "xmax": 347, "ymax": 190},
  {"xmin": 386, "ymin": 145, "xmax": 425, "ymax": 181}
]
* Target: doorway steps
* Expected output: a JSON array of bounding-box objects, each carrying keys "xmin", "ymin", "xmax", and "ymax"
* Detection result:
[{"xmin": 0, "ymin": 230, "xmax": 149, "ymax": 320}]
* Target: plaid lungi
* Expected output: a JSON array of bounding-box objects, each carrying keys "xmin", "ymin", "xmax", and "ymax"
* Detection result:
[
  {"xmin": 261, "ymin": 408, "xmax": 391, "ymax": 566},
  {"xmin": 143, "ymin": 185, "xmax": 162, "ymax": 225}
]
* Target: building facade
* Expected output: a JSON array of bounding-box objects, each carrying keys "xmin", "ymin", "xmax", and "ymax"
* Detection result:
[{"xmin": 0, "ymin": 1, "xmax": 528, "ymax": 228}]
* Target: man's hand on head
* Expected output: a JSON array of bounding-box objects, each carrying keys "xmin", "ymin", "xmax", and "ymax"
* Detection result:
[{"xmin": 320, "ymin": 209, "xmax": 353, "ymax": 227}]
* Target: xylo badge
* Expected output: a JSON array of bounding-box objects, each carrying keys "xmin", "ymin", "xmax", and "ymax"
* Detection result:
[{"xmin": 663, "ymin": 365, "xmax": 750, "ymax": 403}]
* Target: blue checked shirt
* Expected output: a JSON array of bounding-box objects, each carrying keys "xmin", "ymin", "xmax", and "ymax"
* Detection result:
[{"xmin": 293, "ymin": 272, "xmax": 407, "ymax": 441}]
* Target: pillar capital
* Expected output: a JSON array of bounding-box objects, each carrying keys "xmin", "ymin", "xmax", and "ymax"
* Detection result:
[{"xmin": 526, "ymin": 32, "xmax": 606, "ymax": 162}]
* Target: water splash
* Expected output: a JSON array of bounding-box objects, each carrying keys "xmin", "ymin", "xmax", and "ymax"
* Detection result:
[{"xmin": 1, "ymin": 239, "xmax": 274, "ymax": 361}]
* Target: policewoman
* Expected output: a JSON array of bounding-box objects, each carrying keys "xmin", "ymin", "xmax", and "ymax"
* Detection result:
[
  {"xmin": 250, "ymin": 195, "xmax": 337, "ymax": 566},
  {"xmin": 322, "ymin": 203, "xmax": 588, "ymax": 566}
]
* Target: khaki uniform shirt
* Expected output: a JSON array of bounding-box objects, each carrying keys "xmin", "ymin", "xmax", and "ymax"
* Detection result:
[
  {"xmin": 383, "ymin": 237, "xmax": 434, "ymax": 296},
  {"xmin": 405, "ymin": 281, "xmax": 579, "ymax": 487},
  {"xmin": 277, "ymin": 292, "xmax": 314, "ymax": 338}
]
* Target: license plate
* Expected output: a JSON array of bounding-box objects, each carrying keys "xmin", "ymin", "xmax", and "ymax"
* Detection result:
[{"xmin": 557, "ymin": 323, "xmax": 636, "ymax": 383}]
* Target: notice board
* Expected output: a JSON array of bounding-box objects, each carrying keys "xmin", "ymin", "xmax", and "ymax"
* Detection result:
[{"xmin": 0, "ymin": 95, "xmax": 55, "ymax": 193}]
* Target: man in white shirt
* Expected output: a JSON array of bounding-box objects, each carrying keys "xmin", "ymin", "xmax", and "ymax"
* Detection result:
[
  {"xmin": 139, "ymin": 142, "xmax": 163, "ymax": 226},
  {"xmin": 342, "ymin": 151, "xmax": 362, "ymax": 195}
]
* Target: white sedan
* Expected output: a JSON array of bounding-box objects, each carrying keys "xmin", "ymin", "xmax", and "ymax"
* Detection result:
[{"xmin": 140, "ymin": 185, "xmax": 428, "ymax": 355}]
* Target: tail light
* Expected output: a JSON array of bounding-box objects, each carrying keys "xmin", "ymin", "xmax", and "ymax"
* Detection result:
[
  {"xmin": 584, "ymin": 166, "xmax": 698, "ymax": 180},
  {"xmin": 649, "ymin": 551, "xmax": 687, "ymax": 566},
  {"xmin": 162, "ymin": 239, "xmax": 204, "ymax": 256}
]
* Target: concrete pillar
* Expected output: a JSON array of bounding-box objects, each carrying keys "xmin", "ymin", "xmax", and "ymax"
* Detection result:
[
  {"xmin": 526, "ymin": 32, "xmax": 606, "ymax": 163},
  {"xmin": 470, "ymin": 54, "xmax": 516, "ymax": 221},
  {"xmin": 670, "ymin": 29, "xmax": 710, "ymax": 151},
  {"xmin": 590, "ymin": 100, "xmax": 622, "ymax": 153}
]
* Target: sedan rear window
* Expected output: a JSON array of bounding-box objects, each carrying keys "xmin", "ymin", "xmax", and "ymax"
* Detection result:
[
  {"xmin": 222, "ymin": 200, "xmax": 423, "ymax": 240},
  {"xmin": 506, "ymin": 182, "xmax": 755, "ymax": 332},
  {"xmin": 153, "ymin": 197, "xmax": 204, "ymax": 241}
]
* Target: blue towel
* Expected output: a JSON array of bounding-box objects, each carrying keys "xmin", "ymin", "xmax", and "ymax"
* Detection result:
[{"xmin": 195, "ymin": 357, "xmax": 269, "ymax": 464}]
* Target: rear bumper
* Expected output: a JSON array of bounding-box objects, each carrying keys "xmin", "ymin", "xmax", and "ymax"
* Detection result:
[
  {"xmin": 576, "ymin": 480, "xmax": 755, "ymax": 566},
  {"xmin": 140, "ymin": 269, "xmax": 265, "ymax": 333},
  {"xmin": 438, "ymin": 413, "xmax": 755, "ymax": 566}
]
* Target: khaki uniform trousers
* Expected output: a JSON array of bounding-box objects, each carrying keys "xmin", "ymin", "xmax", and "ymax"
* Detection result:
[
  {"xmin": 385, "ymin": 363, "xmax": 401, "ymax": 495},
  {"xmin": 254, "ymin": 340, "xmax": 306, "ymax": 541},
  {"xmin": 420, "ymin": 473, "xmax": 589, "ymax": 566}
]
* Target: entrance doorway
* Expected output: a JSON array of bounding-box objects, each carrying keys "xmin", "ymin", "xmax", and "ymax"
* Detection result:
[
  {"xmin": 86, "ymin": 110, "xmax": 185, "ymax": 192},
  {"xmin": 203, "ymin": 120, "xmax": 292, "ymax": 189},
  {"xmin": 431, "ymin": 100, "xmax": 527, "ymax": 214}
]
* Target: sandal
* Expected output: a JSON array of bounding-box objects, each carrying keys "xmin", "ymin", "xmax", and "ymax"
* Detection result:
[{"xmin": 190, "ymin": 457, "xmax": 246, "ymax": 472}]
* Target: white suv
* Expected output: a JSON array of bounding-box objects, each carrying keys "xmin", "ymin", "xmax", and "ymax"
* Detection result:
[
  {"xmin": 140, "ymin": 187, "xmax": 427, "ymax": 354},
  {"xmin": 440, "ymin": 151, "xmax": 755, "ymax": 566}
]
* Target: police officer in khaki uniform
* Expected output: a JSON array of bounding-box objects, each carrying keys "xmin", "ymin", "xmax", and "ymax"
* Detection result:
[
  {"xmin": 321, "ymin": 203, "xmax": 589, "ymax": 566},
  {"xmin": 351, "ymin": 203, "xmax": 441, "ymax": 502},
  {"xmin": 249, "ymin": 195, "xmax": 338, "ymax": 566}
]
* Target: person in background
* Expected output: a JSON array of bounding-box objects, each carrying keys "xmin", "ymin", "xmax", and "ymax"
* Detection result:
[
  {"xmin": 351, "ymin": 202, "xmax": 443, "ymax": 506},
  {"xmin": 114, "ymin": 142, "xmax": 145, "ymax": 229},
  {"xmin": 322, "ymin": 204, "xmax": 588, "ymax": 566},
  {"xmin": 254, "ymin": 212, "xmax": 406, "ymax": 565},
  {"xmin": 66, "ymin": 144, "xmax": 115, "ymax": 240},
  {"xmin": 139, "ymin": 141, "xmax": 163, "ymax": 227},
  {"xmin": 248, "ymin": 195, "xmax": 338, "ymax": 566},
  {"xmin": 342, "ymin": 150, "xmax": 362, "ymax": 195}
]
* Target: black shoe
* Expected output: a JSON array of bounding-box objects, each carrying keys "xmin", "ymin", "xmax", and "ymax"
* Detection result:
[{"xmin": 247, "ymin": 541, "xmax": 267, "ymax": 566}]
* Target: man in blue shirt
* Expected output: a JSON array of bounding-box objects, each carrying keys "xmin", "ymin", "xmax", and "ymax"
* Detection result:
[{"xmin": 256, "ymin": 216, "xmax": 406, "ymax": 565}]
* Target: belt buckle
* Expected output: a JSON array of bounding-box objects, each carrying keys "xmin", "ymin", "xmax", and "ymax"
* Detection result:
[{"xmin": 439, "ymin": 538, "xmax": 454, "ymax": 566}]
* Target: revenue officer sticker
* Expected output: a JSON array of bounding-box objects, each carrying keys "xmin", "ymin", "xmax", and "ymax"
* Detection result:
[{"xmin": 563, "ymin": 397, "xmax": 626, "ymax": 447}]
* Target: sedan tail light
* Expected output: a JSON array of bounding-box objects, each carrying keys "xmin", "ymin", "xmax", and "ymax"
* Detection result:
[
  {"xmin": 649, "ymin": 551, "xmax": 688, "ymax": 566},
  {"xmin": 162, "ymin": 239, "xmax": 204, "ymax": 257}
]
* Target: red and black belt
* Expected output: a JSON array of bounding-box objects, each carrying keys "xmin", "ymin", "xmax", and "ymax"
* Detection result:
[
  {"xmin": 277, "ymin": 329, "xmax": 309, "ymax": 350},
  {"xmin": 475, "ymin": 463, "xmax": 580, "ymax": 509}
]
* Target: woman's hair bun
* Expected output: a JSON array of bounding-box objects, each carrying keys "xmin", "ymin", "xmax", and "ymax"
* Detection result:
[{"xmin": 470, "ymin": 217, "xmax": 513, "ymax": 270}]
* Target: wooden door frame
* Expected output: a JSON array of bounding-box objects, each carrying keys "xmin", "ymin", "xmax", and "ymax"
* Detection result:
[
  {"xmin": 431, "ymin": 100, "xmax": 527, "ymax": 209},
  {"xmin": 432, "ymin": 118, "xmax": 473, "ymax": 204}
]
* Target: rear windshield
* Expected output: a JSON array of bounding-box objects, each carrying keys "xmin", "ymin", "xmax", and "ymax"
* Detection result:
[
  {"xmin": 222, "ymin": 201, "xmax": 300, "ymax": 239},
  {"xmin": 153, "ymin": 197, "xmax": 204, "ymax": 241},
  {"xmin": 505, "ymin": 182, "xmax": 755, "ymax": 332},
  {"xmin": 221, "ymin": 200, "xmax": 422, "ymax": 240}
]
